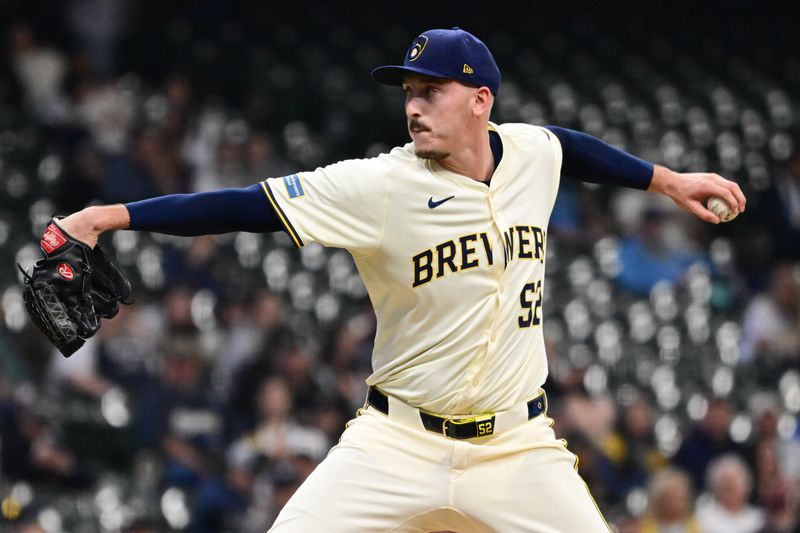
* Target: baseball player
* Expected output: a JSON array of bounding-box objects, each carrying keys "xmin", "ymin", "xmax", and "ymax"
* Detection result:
[{"xmin": 55, "ymin": 28, "xmax": 745, "ymax": 532}]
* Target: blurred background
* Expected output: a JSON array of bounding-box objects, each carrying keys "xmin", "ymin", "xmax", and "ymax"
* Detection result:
[{"xmin": 1, "ymin": 1, "xmax": 799, "ymax": 532}]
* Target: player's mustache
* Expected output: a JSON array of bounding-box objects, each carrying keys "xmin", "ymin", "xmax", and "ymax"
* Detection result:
[{"xmin": 408, "ymin": 119, "xmax": 430, "ymax": 132}]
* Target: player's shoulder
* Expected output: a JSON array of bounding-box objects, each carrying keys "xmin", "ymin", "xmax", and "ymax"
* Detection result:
[
  {"xmin": 306, "ymin": 146, "xmax": 411, "ymax": 178},
  {"xmin": 388, "ymin": 143, "xmax": 420, "ymax": 159},
  {"xmin": 369, "ymin": 142, "xmax": 429, "ymax": 171},
  {"xmin": 495, "ymin": 122, "xmax": 556, "ymax": 145},
  {"xmin": 495, "ymin": 122, "xmax": 562, "ymax": 161}
]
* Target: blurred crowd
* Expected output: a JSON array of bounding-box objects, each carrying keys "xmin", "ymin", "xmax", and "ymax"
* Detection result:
[{"xmin": 1, "ymin": 2, "xmax": 800, "ymax": 532}]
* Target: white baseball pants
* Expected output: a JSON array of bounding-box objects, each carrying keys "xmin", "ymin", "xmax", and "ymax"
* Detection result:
[{"xmin": 269, "ymin": 395, "xmax": 611, "ymax": 532}]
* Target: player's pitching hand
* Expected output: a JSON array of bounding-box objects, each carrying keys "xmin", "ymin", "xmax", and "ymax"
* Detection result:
[{"xmin": 648, "ymin": 165, "xmax": 746, "ymax": 224}]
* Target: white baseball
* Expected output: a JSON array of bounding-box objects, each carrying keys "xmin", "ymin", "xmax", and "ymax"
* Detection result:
[{"xmin": 706, "ymin": 196, "xmax": 738, "ymax": 222}]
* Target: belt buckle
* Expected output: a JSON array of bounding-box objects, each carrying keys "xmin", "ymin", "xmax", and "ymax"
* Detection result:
[{"xmin": 443, "ymin": 414, "xmax": 495, "ymax": 439}]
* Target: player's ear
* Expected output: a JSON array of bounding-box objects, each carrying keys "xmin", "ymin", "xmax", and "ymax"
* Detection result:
[{"xmin": 472, "ymin": 87, "xmax": 493, "ymax": 117}]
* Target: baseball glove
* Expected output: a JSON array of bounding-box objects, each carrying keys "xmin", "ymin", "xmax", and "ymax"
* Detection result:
[{"xmin": 18, "ymin": 219, "xmax": 132, "ymax": 357}]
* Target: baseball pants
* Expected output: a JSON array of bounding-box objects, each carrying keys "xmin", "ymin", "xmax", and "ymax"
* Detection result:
[{"xmin": 269, "ymin": 392, "xmax": 611, "ymax": 533}]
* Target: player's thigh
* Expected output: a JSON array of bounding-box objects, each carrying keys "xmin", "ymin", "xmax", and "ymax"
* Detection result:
[
  {"xmin": 456, "ymin": 431, "xmax": 611, "ymax": 533},
  {"xmin": 268, "ymin": 410, "xmax": 452, "ymax": 533}
]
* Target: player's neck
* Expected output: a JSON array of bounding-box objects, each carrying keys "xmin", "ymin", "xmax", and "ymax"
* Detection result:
[{"xmin": 438, "ymin": 130, "xmax": 494, "ymax": 182}]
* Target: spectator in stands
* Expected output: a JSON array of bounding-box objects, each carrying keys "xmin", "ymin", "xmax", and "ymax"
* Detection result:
[
  {"xmin": 742, "ymin": 394, "xmax": 781, "ymax": 479},
  {"xmin": 751, "ymin": 434, "xmax": 799, "ymax": 532},
  {"xmin": 227, "ymin": 330, "xmax": 296, "ymax": 434},
  {"xmin": 213, "ymin": 290, "xmax": 284, "ymax": 400},
  {"xmin": 613, "ymin": 514, "xmax": 642, "ymax": 533},
  {"xmin": 740, "ymin": 263, "xmax": 800, "ymax": 363},
  {"xmin": 11, "ymin": 520, "xmax": 46, "ymax": 533},
  {"xmin": 602, "ymin": 395, "xmax": 667, "ymax": 503},
  {"xmin": 276, "ymin": 344, "xmax": 329, "ymax": 424},
  {"xmin": 223, "ymin": 374, "xmax": 327, "ymax": 530},
  {"xmin": 227, "ymin": 376, "xmax": 328, "ymax": 468},
  {"xmin": 266, "ymin": 462, "xmax": 304, "ymax": 528},
  {"xmin": 696, "ymin": 454, "xmax": 765, "ymax": 533},
  {"xmin": 246, "ymin": 132, "xmax": 293, "ymax": 181},
  {"xmin": 162, "ymin": 235, "xmax": 226, "ymax": 294},
  {"xmin": 758, "ymin": 476, "xmax": 799, "ymax": 533},
  {"xmin": 93, "ymin": 304, "xmax": 158, "ymax": 392},
  {"xmin": 560, "ymin": 430, "xmax": 616, "ymax": 509},
  {"xmin": 554, "ymin": 393, "xmax": 620, "ymax": 507},
  {"xmin": 548, "ymin": 178, "xmax": 582, "ymax": 240},
  {"xmin": 672, "ymin": 397, "xmax": 743, "ymax": 490},
  {"xmin": 213, "ymin": 138, "xmax": 249, "ymax": 188},
  {"xmin": 159, "ymin": 74, "xmax": 195, "ymax": 146},
  {"xmin": 49, "ymin": 336, "xmax": 112, "ymax": 398},
  {"xmin": 141, "ymin": 335, "xmax": 225, "ymax": 488},
  {"xmin": 8, "ymin": 21, "xmax": 68, "ymax": 124},
  {"xmin": 75, "ymin": 77, "xmax": 135, "ymax": 154},
  {"xmin": 759, "ymin": 151, "xmax": 800, "ymax": 261},
  {"xmin": 190, "ymin": 461, "xmax": 252, "ymax": 533},
  {"xmin": 0, "ymin": 393, "xmax": 88, "ymax": 488},
  {"xmin": 617, "ymin": 207, "xmax": 705, "ymax": 295},
  {"xmin": 328, "ymin": 310, "xmax": 376, "ymax": 397},
  {"xmin": 100, "ymin": 129, "xmax": 164, "ymax": 203},
  {"xmin": 66, "ymin": 0, "xmax": 129, "ymax": 77},
  {"xmin": 161, "ymin": 285, "xmax": 200, "ymax": 336},
  {"xmin": 639, "ymin": 468, "xmax": 701, "ymax": 533}
]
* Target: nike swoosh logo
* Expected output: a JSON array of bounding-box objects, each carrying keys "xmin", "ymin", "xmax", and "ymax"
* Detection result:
[{"xmin": 428, "ymin": 195, "xmax": 455, "ymax": 209}]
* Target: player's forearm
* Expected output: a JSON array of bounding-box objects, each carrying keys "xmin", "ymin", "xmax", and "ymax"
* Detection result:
[
  {"xmin": 125, "ymin": 183, "xmax": 282, "ymax": 236},
  {"xmin": 59, "ymin": 184, "xmax": 283, "ymax": 247},
  {"xmin": 58, "ymin": 204, "xmax": 131, "ymax": 248},
  {"xmin": 545, "ymin": 126, "xmax": 654, "ymax": 190}
]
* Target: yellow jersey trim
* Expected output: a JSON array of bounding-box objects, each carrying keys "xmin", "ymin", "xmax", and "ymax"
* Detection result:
[{"xmin": 260, "ymin": 180, "xmax": 304, "ymax": 248}]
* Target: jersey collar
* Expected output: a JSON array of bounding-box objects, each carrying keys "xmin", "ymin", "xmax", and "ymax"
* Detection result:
[{"xmin": 423, "ymin": 122, "xmax": 508, "ymax": 192}]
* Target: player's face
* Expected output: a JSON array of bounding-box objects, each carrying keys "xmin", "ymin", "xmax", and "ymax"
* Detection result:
[{"xmin": 402, "ymin": 75, "xmax": 477, "ymax": 160}]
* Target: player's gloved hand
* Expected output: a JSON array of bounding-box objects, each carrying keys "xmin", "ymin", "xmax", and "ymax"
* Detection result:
[
  {"xmin": 18, "ymin": 218, "xmax": 132, "ymax": 357},
  {"xmin": 90, "ymin": 244, "xmax": 134, "ymax": 319}
]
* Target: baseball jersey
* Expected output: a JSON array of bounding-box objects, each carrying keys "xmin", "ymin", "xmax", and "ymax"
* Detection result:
[{"xmin": 262, "ymin": 122, "xmax": 563, "ymax": 415}]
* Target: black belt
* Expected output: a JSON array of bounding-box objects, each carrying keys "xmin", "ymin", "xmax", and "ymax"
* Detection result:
[{"xmin": 366, "ymin": 386, "xmax": 547, "ymax": 440}]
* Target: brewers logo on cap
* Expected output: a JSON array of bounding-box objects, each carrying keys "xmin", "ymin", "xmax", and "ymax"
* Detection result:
[{"xmin": 408, "ymin": 35, "xmax": 428, "ymax": 62}]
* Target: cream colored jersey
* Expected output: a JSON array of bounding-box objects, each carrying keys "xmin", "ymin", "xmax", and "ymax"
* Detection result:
[{"xmin": 262, "ymin": 122, "xmax": 562, "ymax": 415}]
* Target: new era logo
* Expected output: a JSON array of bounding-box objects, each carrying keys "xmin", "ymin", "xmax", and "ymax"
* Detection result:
[{"xmin": 463, "ymin": 64, "xmax": 474, "ymax": 74}]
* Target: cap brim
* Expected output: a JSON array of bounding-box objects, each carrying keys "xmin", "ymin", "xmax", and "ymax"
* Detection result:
[{"xmin": 370, "ymin": 65, "xmax": 456, "ymax": 87}]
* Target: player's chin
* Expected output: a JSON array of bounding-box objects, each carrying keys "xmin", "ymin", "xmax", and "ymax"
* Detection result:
[
  {"xmin": 414, "ymin": 147, "xmax": 450, "ymax": 160},
  {"xmin": 412, "ymin": 138, "xmax": 449, "ymax": 160}
]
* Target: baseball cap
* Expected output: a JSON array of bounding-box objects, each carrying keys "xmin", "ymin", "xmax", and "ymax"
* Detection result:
[{"xmin": 371, "ymin": 28, "xmax": 501, "ymax": 95}]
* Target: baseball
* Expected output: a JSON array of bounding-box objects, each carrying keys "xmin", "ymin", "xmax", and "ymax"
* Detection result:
[{"xmin": 707, "ymin": 196, "xmax": 739, "ymax": 222}]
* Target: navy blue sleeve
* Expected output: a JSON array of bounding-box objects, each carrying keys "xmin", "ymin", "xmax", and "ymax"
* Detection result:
[
  {"xmin": 544, "ymin": 126, "xmax": 654, "ymax": 190},
  {"xmin": 125, "ymin": 183, "xmax": 282, "ymax": 236}
]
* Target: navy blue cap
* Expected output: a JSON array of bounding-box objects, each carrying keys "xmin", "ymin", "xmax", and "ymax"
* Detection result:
[{"xmin": 371, "ymin": 28, "xmax": 501, "ymax": 95}]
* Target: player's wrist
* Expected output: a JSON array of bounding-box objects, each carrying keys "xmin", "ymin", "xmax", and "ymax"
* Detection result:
[
  {"xmin": 89, "ymin": 204, "xmax": 131, "ymax": 233},
  {"xmin": 58, "ymin": 205, "xmax": 129, "ymax": 248},
  {"xmin": 647, "ymin": 165, "xmax": 678, "ymax": 196}
]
